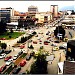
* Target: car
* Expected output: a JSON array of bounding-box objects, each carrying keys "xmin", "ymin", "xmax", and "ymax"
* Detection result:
[
  {"xmin": 39, "ymin": 40, "xmax": 42, "ymax": 42},
  {"xmin": 51, "ymin": 44, "xmax": 57, "ymax": 47},
  {"xmin": 0, "ymin": 53, "xmax": 6, "ymax": 59},
  {"xmin": 20, "ymin": 60, "xmax": 26, "ymax": 67},
  {"xmin": 44, "ymin": 41, "xmax": 50, "ymax": 43},
  {"xmin": 0, "ymin": 65, "xmax": 6, "ymax": 73},
  {"xmin": 30, "ymin": 51, "xmax": 35, "ymax": 56},
  {"xmin": 35, "ymin": 35, "xmax": 38, "ymax": 37},
  {"xmin": 20, "ymin": 45, "xmax": 25, "ymax": 49},
  {"xmin": 4, "ymin": 56, "xmax": 12, "ymax": 61},
  {"xmin": 4, "ymin": 50, "xmax": 11, "ymax": 54},
  {"xmin": 52, "ymin": 47, "xmax": 59, "ymax": 51},
  {"xmin": 13, "ymin": 55, "xmax": 18, "ymax": 60},
  {"xmin": 33, "ymin": 41, "xmax": 37, "ymax": 44},
  {"xmin": 18, "ymin": 51, "xmax": 23, "ymax": 55},
  {"xmin": 5, "ymin": 60, "xmax": 13, "ymax": 66},
  {"xmin": 0, "ymin": 50, "xmax": 4, "ymax": 54},
  {"xmin": 40, "ymin": 46, "xmax": 43, "ymax": 49},
  {"xmin": 26, "ymin": 55, "xmax": 31, "ymax": 60},
  {"xmin": 59, "ymin": 46, "xmax": 66, "ymax": 49},
  {"xmin": 44, "ymin": 42, "xmax": 48, "ymax": 45},
  {"xmin": 54, "ymin": 40, "xmax": 60, "ymax": 43},
  {"xmin": 12, "ymin": 67, "xmax": 21, "ymax": 74}
]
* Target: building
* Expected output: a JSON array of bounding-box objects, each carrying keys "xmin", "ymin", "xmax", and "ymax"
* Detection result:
[
  {"xmin": 35, "ymin": 12, "xmax": 51, "ymax": 24},
  {"xmin": 50, "ymin": 5, "xmax": 58, "ymax": 20},
  {"xmin": 0, "ymin": 7, "xmax": 14, "ymax": 23},
  {"xmin": 28, "ymin": 5, "xmax": 38, "ymax": 18}
]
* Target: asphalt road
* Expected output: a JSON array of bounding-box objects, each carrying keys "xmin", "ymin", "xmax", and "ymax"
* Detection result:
[{"xmin": 0, "ymin": 26, "xmax": 75, "ymax": 74}]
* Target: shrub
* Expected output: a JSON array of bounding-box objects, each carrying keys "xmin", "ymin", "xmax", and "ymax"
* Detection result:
[{"xmin": 1, "ymin": 43, "xmax": 7, "ymax": 49}]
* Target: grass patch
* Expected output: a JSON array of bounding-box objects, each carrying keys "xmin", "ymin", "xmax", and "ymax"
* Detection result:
[
  {"xmin": 3, "ymin": 65, "xmax": 13, "ymax": 74},
  {"xmin": 20, "ymin": 53, "xmax": 27, "ymax": 58},
  {"xmin": 0, "ymin": 32, "xmax": 25, "ymax": 40}
]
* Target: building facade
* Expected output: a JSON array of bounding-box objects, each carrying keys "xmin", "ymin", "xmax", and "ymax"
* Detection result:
[
  {"xmin": 28, "ymin": 5, "xmax": 38, "ymax": 18},
  {"xmin": 35, "ymin": 12, "xmax": 51, "ymax": 24},
  {"xmin": 0, "ymin": 7, "xmax": 14, "ymax": 23},
  {"xmin": 50, "ymin": 5, "xmax": 58, "ymax": 19}
]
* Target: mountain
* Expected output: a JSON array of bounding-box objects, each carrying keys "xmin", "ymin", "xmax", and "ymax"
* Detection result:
[{"xmin": 59, "ymin": 5, "xmax": 75, "ymax": 11}]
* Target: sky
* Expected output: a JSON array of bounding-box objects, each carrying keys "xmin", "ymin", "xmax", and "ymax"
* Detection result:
[{"xmin": 0, "ymin": 1, "xmax": 74, "ymax": 12}]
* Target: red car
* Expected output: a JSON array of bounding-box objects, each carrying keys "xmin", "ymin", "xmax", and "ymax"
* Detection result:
[
  {"xmin": 33, "ymin": 41, "xmax": 37, "ymax": 44},
  {"xmin": 39, "ymin": 40, "xmax": 42, "ymax": 42},
  {"xmin": 20, "ymin": 45, "xmax": 25, "ymax": 49},
  {"xmin": 0, "ymin": 65, "xmax": 6, "ymax": 73},
  {"xmin": 20, "ymin": 60, "xmax": 26, "ymax": 67},
  {"xmin": 44, "ymin": 42, "xmax": 48, "ymax": 45},
  {"xmin": 4, "ymin": 56, "xmax": 12, "ymax": 61}
]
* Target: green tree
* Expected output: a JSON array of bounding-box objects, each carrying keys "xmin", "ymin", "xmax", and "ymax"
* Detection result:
[
  {"xmin": 1, "ymin": 43, "xmax": 7, "ymax": 49},
  {"xmin": 30, "ymin": 49, "xmax": 48, "ymax": 74}
]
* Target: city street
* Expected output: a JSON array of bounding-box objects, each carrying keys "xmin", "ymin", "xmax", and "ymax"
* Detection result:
[{"xmin": 0, "ymin": 25, "xmax": 75, "ymax": 74}]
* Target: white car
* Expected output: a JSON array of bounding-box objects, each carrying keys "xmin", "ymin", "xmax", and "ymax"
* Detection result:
[
  {"xmin": 5, "ymin": 60, "xmax": 13, "ymax": 66},
  {"xmin": 13, "ymin": 55, "xmax": 18, "ymax": 60},
  {"xmin": 0, "ymin": 53, "xmax": 6, "ymax": 59}
]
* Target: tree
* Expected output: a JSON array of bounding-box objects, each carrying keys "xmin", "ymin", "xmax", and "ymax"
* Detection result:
[
  {"xmin": 1, "ymin": 43, "xmax": 7, "ymax": 49},
  {"xmin": 0, "ymin": 20, "xmax": 7, "ymax": 35},
  {"xmin": 30, "ymin": 49, "xmax": 48, "ymax": 74}
]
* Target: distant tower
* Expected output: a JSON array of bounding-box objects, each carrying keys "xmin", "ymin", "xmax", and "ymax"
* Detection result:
[
  {"xmin": 50, "ymin": 5, "xmax": 58, "ymax": 18},
  {"xmin": 28, "ymin": 5, "xmax": 38, "ymax": 18}
]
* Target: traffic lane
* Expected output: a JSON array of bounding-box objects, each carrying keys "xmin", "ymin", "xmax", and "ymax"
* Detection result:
[
  {"xmin": 47, "ymin": 49, "xmax": 66, "ymax": 74},
  {"xmin": 20, "ymin": 57, "xmax": 34, "ymax": 73},
  {"xmin": 0, "ymin": 59, "xmax": 6, "ymax": 67}
]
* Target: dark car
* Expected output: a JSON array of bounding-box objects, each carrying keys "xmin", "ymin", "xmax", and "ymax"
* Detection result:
[
  {"xmin": 59, "ymin": 46, "xmax": 66, "ymax": 49},
  {"xmin": 4, "ymin": 50, "xmax": 11, "ymax": 54},
  {"xmin": 0, "ymin": 50, "xmax": 4, "ymax": 54},
  {"xmin": 12, "ymin": 67, "xmax": 21, "ymax": 74},
  {"xmin": 30, "ymin": 52, "xmax": 35, "ymax": 56},
  {"xmin": 26, "ymin": 55, "xmax": 31, "ymax": 60},
  {"xmin": 54, "ymin": 40, "xmax": 60, "ymax": 43},
  {"xmin": 18, "ymin": 51, "xmax": 23, "ymax": 55},
  {"xmin": 40, "ymin": 46, "xmax": 43, "ymax": 49}
]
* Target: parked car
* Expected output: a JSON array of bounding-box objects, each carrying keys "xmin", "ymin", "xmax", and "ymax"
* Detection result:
[
  {"xmin": 51, "ymin": 44, "xmax": 57, "ymax": 47},
  {"xmin": 52, "ymin": 47, "xmax": 59, "ymax": 51},
  {"xmin": 33, "ymin": 41, "xmax": 37, "ymax": 44},
  {"xmin": 59, "ymin": 46, "xmax": 66, "ymax": 49},
  {"xmin": 5, "ymin": 60, "xmax": 13, "ymax": 66},
  {"xmin": 12, "ymin": 67, "xmax": 21, "ymax": 74},
  {"xmin": 44, "ymin": 42, "xmax": 48, "ymax": 45},
  {"xmin": 20, "ymin": 60, "xmax": 26, "ymax": 67},
  {"xmin": 35, "ymin": 35, "xmax": 38, "ymax": 37},
  {"xmin": 54, "ymin": 40, "xmax": 60, "ymax": 43},
  {"xmin": 4, "ymin": 56, "xmax": 12, "ymax": 61},
  {"xmin": 0, "ymin": 65, "xmax": 6, "ymax": 73},
  {"xmin": 30, "ymin": 51, "xmax": 35, "ymax": 56},
  {"xmin": 13, "ymin": 54, "xmax": 19, "ymax": 60},
  {"xmin": 20, "ymin": 45, "xmax": 25, "ymax": 49},
  {"xmin": 4, "ymin": 50, "xmax": 11, "ymax": 54},
  {"xmin": 26, "ymin": 55, "xmax": 31, "ymax": 60},
  {"xmin": 0, "ymin": 50, "xmax": 4, "ymax": 54},
  {"xmin": 0, "ymin": 53, "xmax": 6, "ymax": 59},
  {"xmin": 40, "ymin": 46, "xmax": 43, "ymax": 49},
  {"xmin": 18, "ymin": 51, "xmax": 23, "ymax": 56}
]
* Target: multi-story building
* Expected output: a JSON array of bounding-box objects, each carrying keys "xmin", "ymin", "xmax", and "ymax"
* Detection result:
[
  {"xmin": 50, "ymin": 5, "xmax": 58, "ymax": 19},
  {"xmin": 0, "ymin": 7, "xmax": 14, "ymax": 23},
  {"xmin": 28, "ymin": 5, "xmax": 38, "ymax": 18},
  {"xmin": 35, "ymin": 12, "xmax": 52, "ymax": 24}
]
